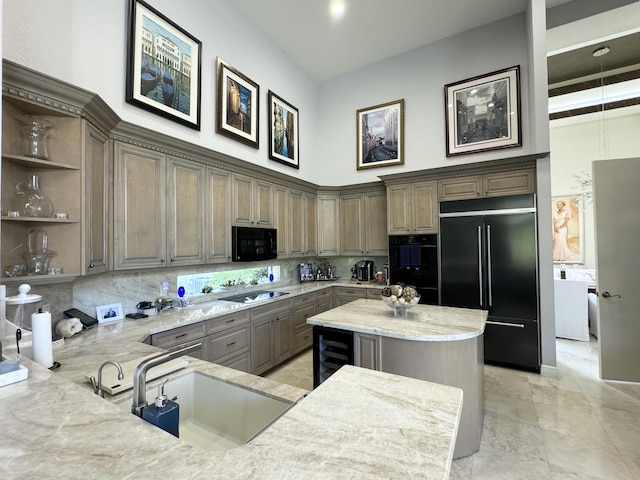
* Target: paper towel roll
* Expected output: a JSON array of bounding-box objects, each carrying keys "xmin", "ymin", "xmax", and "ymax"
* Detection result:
[{"xmin": 31, "ymin": 311, "xmax": 53, "ymax": 368}]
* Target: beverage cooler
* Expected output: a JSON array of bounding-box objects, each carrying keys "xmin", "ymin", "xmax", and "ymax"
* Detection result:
[{"xmin": 312, "ymin": 326, "xmax": 353, "ymax": 388}]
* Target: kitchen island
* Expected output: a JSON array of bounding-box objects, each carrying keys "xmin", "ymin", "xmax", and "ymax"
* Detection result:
[
  {"xmin": 307, "ymin": 298, "xmax": 487, "ymax": 459},
  {"xmin": 0, "ymin": 287, "xmax": 464, "ymax": 480}
]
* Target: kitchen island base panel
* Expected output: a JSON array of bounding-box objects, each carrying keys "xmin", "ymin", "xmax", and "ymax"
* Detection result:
[{"xmin": 380, "ymin": 334, "xmax": 484, "ymax": 459}]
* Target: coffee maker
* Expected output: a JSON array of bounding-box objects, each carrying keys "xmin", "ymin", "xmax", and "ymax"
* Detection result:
[{"xmin": 352, "ymin": 260, "xmax": 375, "ymax": 281}]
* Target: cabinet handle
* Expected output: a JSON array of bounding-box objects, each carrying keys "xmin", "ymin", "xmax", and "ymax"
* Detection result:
[
  {"xmin": 225, "ymin": 318, "xmax": 236, "ymax": 324},
  {"xmin": 161, "ymin": 259, "xmax": 166, "ymax": 263},
  {"xmin": 88, "ymin": 263, "xmax": 94, "ymax": 269},
  {"xmin": 226, "ymin": 341, "xmax": 236, "ymax": 347},
  {"xmin": 175, "ymin": 333, "xmax": 188, "ymax": 339},
  {"xmin": 170, "ymin": 258, "xmax": 175, "ymax": 262}
]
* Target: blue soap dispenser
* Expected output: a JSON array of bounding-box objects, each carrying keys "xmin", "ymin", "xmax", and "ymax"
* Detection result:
[{"xmin": 142, "ymin": 380, "xmax": 180, "ymax": 437}]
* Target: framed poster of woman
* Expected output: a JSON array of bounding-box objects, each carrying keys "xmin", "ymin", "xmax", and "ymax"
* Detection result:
[{"xmin": 552, "ymin": 194, "xmax": 584, "ymax": 263}]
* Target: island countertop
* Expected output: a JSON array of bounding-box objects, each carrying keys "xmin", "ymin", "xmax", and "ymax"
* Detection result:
[
  {"xmin": 307, "ymin": 298, "xmax": 487, "ymax": 341},
  {"xmin": 1, "ymin": 284, "xmax": 463, "ymax": 480}
]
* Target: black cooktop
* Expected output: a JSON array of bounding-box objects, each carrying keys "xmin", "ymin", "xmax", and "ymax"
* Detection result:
[{"xmin": 220, "ymin": 290, "xmax": 289, "ymax": 304}]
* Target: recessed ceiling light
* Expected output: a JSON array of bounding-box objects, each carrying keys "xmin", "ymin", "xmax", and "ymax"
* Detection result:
[
  {"xmin": 592, "ymin": 46, "xmax": 610, "ymax": 57},
  {"xmin": 330, "ymin": 0, "xmax": 346, "ymax": 18}
]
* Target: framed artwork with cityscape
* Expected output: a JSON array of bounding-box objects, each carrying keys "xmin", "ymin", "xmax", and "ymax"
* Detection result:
[
  {"xmin": 126, "ymin": 0, "xmax": 202, "ymax": 130},
  {"xmin": 444, "ymin": 65, "xmax": 521, "ymax": 156},
  {"xmin": 216, "ymin": 57, "xmax": 260, "ymax": 149},
  {"xmin": 268, "ymin": 91, "xmax": 299, "ymax": 169},
  {"xmin": 356, "ymin": 99, "xmax": 404, "ymax": 170}
]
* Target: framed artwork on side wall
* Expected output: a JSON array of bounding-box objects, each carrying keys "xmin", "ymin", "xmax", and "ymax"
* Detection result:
[
  {"xmin": 125, "ymin": 0, "xmax": 202, "ymax": 130},
  {"xmin": 444, "ymin": 65, "xmax": 521, "ymax": 156},
  {"xmin": 268, "ymin": 91, "xmax": 299, "ymax": 169},
  {"xmin": 552, "ymin": 194, "xmax": 584, "ymax": 264},
  {"xmin": 216, "ymin": 57, "xmax": 260, "ymax": 148},
  {"xmin": 356, "ymin": 99, "xmax": 404, "ymax": 170}
]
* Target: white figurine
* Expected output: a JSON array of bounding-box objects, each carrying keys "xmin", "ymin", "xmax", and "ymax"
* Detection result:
[{"xmin": 55, "ymin": 317, "xmax": 83, "ymax": 338}]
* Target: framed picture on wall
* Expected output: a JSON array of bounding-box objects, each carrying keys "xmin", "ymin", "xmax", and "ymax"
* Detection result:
[
  {"xmin": 216, "ymin": 57, "xmax": 260, "ymax": 149},
  {"xmin": 356, "ymin": 99, "xmax": 404, "ymax": 170},
  {"xmin": 125, "ymin": 0, "xmax": 202, "ymax": 130},
  {"xmin": 552, "ymin": 194, "xmax": 584, "ymax": 264},
  {"xmin": 444, "ymin": 65, "xmax": 521, "ymax": 156},
  {"xmin": 268, "ymin": 91, "xmax": 299, "ymax": 169}
]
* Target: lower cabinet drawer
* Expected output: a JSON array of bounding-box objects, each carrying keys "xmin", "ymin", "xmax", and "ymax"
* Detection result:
[
  {"xmin": 218, "ymin": 352, "xmax": 251, "ymax": 373},
  {"xmin": 294, "ymin": 326, "xmax": 313, "ymax": 352},
  {"xmin": 151, "ymin": 322, "xmax": 206, "ymax": 349},
  {"xmin": 207, "ymin": 324, "xmax": 250, "ymax": 363}
]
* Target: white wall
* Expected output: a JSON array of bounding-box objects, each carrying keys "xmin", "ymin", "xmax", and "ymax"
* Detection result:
[
  {"xmin": 2, "ymin": 0, "xmax": 319, "ymax": 181},
  {"xmin": 550, "ymin": 106, "xmax": 640, "ymax": 268},
  {"xmin": 314, "ymin": 13, "xmax": 542, "ymax": 186},
  {"xmin": 3, "ymin": 2, "xmax": 550, "ymax": 187}
]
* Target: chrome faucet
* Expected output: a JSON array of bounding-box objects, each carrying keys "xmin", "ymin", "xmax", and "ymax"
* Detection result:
[
  {"xmin": 90, "ymin": 360, "xmax": 124, "ymax": 398},
  {"xmin": 131, "ymin": 343, "xmax": 201, "ymax": 417}
]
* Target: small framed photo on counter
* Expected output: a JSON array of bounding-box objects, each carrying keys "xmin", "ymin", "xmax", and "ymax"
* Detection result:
[{"xmin": 96, "ymin": 303, "xmax": 125, "ymax": 323}]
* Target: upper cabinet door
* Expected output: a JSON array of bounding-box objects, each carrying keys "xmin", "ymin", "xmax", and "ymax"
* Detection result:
[
  {"xmin": 340, "ymin": 194, "xmax": 365, "ymax": 256},
  {"xmin": 231, "ymin": 174, "xmax": 274, "ymax": 226},
  {"xmin": 364, "ymin": 190, "xmax": 388, "ymax": 255},
  {"xmin": 411, "ymin": 181, "xmax": 438, "ymax": 234},
  {"xmin": 83, "ymin": 123, "xmax": 111, "ymax": 275},
  {"xmin": 386, "ymin": 184, "xmax": 412, "ymax": 234},
  {"xmin": 166, "ymin": 156, "xmax": 205, "ymax": 266},
  {"xmin": 317, "ymin": 194, "xmax": 340, "ymax": 257},
  {"xmin": 205, "ymin": 168, "xmax": 232, "ymax": 263},
  {"xmin": 113, "ymin": 142, "xmax": 167, "ymax": 270},
  {"xmin": 387, "ymin": 181, "xmax": 437, "ymax": 235},
  {"xmin": 273, "ymin": 186, "xmax": 289, "ymax": 258}
]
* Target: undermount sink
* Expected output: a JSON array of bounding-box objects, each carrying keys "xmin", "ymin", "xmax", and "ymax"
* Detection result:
[{"xmin": 121, "ymin": 371, "xmax": 293, "ymax": 451}]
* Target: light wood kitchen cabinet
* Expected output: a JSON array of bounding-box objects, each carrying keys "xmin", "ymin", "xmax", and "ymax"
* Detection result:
[
  {"xmin": 364, "ymin": 190, "xmax": 388, "ymax": 255},
  {"xmin": 340, "ymin": 190, "xmax": 388, "ymax": 256},
  {"xmin": 289, "ymin": 189, "xmax": 317, "ymax": 257},
  {"xmin": 316, "ymin": 288, "xmax": 333, "ymax": 313},
  {"xmin": 205, "ymin": 321, "xmax": 251, "ymax": 365},
  {"xmin": 386, "ymin": 181, "xmax": 438, "ymax": 235},
  {"xmin": 292, "ymin": 293, "xmax": 316, "ymax": 353},
  {"xmin": 150, "ymin": 322, "xmax": 207, "ymax": 360},
  {"xmin": 317, "ymin": 193, "xmax": 340, "ymax": 257},
  {"xmin": 334, "ymin": 286, "xmax": 367, "ymax": 306},
  {"xmin": 251, "ymin": 301, "xmax": 293, "ymax": 374},
  {"xmin": 205, "ymin": 167, "xmax": 231, "ymax": 263},
  {"xmin": 1, "ymin": 98, "xmax": 84, "ymax": 282},
  {"xmin": 340, "ymin": 194, "xmax": 364, "ymax": 255},
  {"xmin": 354, "ymin": 333, "xmax": 381, "ymax": 371},
  {"xmin": 83, "ymin": 123, "xmax": 111, "ymax": 275},
  {"xmin": 273, "ymin": 185, "xmax": 289, "ymax": 258},
  {"xmin": 166, "ymin": 156, "xmax": 205, "ymax": 266},
  {"xmin": 231, "ymin": 173, "xmax": 274, "ymax": 226},
  {"xmin": 113, "ymin": 143, "xmax": 205, "ymax": 270},
  {"xmin": 438, "ymin": 169, "xmax": 534, "ymax": 201}
]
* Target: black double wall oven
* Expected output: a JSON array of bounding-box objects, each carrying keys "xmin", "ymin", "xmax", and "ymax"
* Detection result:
[{"xmin": 388, "ymin": 234, "xmax": 439, "ymax": 305}]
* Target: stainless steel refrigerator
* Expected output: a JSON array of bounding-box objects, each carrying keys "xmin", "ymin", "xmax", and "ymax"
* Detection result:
[{"xmin": 439, "ymin": 194, "xmax": 540, "ymax": 372}]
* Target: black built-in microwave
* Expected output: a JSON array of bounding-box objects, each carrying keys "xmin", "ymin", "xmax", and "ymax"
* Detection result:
[{"xmin": 231, "ymin": 226, "xmax": 277, "ymax": 262}]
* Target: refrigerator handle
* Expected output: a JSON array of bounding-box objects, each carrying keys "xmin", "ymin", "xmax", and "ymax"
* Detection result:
[
  {"xmin": 477, "ymin": 225, "xmax": 483, "ymax": 306},
  {"xmin": 487, "ymin": 224, "xmax": 492, "ymax": 307}
]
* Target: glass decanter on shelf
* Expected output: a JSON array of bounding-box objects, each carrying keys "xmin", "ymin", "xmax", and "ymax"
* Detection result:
[
  {"xmin": 15, "ymin": 175, "xmax": 54, "ymax": 218},
  {"xmin": 24, "ymin": 227, "xmax": 57, "ymax": 275}
]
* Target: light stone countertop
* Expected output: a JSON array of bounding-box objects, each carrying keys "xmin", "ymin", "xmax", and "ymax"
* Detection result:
[
  {"xmin": 0, "ymin": 282, "xmax": 463, "ymax": 479},
  {"xmin": 307, "ymin": 298, "xmax": 487, "ymax": 341}
]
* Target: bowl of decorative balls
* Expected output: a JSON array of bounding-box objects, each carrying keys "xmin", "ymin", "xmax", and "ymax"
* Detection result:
[{"xmin": 380, "ymin": 283, "xmax": 420, "ymax": 317}]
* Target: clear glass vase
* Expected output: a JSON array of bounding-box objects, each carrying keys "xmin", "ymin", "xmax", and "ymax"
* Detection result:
[
  {"xmin": 22, "ymin": 116, "xmax": 53, "ymax": 159},
  {"xmin": 15, "ymin": 175, "xmax": 54, "ymax": 218}
]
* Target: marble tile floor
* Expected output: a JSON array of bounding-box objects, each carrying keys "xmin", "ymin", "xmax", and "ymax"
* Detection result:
[{"xmin": 264, "ymin": 337, "xmax": 640, "ymax": 479}]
